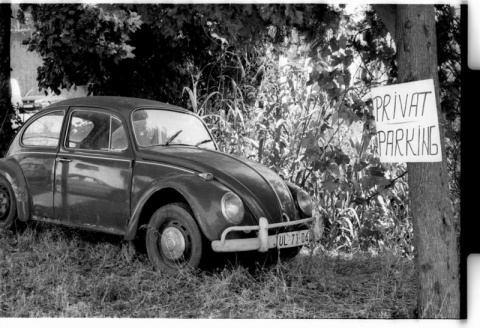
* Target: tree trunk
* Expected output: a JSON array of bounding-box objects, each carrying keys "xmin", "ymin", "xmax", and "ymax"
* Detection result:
[
  {"xmin": 375, "ymin": 4, "xmax": 460, "ymax": 318},
  {"xmin": 0, "ymin": 4, "xmax": 13, "ymax": 156}
]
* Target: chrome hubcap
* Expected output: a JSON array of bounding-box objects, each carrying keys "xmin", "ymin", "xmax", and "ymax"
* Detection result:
[
  {"xmin": 0, "ymin": 187, "xmax": 9, "ymax": 218},
  {"xmin": 160, "ymin": 227, "xmax": 186, "ymax": 260}
]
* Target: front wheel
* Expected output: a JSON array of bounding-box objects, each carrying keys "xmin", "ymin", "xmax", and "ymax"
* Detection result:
[
  {"xmin": 0, "ymin": 176, "xmax": 17, "ymax": 230},
  {"xmin": 146, "ymin": 203, "xmax": 203, "ymax": 273}
]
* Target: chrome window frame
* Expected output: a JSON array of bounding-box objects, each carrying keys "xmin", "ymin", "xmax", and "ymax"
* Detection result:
[
  {"xmin": 64, "ymin": 108, "xmax": 129, "ymax": 154},
  {"xmin": 130, "ymin": 107, "xmax": 218, "ymax": 150},
  {"xmin": 20, "ymin": 110, "xmax": 66, "ymax": 148}
]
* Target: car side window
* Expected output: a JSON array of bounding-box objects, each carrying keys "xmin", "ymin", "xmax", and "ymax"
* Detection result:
[
  {"xmin": 67, "ymin": 110, "xmax": 127, "ymax": 152},
  {"xmin": 22, "ymin": 111, "xmax": 65, "ymax": 147},
  {"xmin": 111, "ymin": 117, "xmax": 128, "ymax": 151}
]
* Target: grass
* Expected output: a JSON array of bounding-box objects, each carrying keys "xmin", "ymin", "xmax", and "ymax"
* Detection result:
[{"xmin": 0, "ymin": 222, "xmax": 417, "ymax": 318}]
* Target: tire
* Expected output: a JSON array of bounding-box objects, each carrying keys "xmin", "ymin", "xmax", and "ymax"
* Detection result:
[
  {"xmin": 0, "ymin": 176, "xmax": 17, "ymax": 230},
  {"xmin": 146, "ymin": 203, "xmax": 203, "ymax": 273}
]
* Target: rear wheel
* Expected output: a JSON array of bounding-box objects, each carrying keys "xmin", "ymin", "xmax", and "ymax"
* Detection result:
[
  {"xmin": 146, "ymin": 203, "xmax": 203, "ymax": 273},
  {"xmin": 0, "ymin": 176, "xmax": 17, "ymax": 230}
]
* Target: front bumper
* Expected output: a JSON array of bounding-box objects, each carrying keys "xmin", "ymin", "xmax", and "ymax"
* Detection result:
[{"xmin": 211, "ymin": 216, "xmax": 323, "ymax": 253}]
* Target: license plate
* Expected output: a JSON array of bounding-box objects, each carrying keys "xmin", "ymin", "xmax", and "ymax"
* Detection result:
[{"xmin": 276, "ymin": 229, "xmax": 310, "ymax": 249}]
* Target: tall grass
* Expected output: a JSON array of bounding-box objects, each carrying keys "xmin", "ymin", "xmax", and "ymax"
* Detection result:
[{"xmin": 0, "ymin": 223, "xmax": 416, "ymax": 318}]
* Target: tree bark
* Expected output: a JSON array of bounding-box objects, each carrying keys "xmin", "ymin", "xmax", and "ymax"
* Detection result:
[
  {"xmin": 0, "ymin": 4, "xmax": 13, "ymax": 156},
  {"xmin": 374, "ymin": 5, "xmax": 460, "ymax": 318}
]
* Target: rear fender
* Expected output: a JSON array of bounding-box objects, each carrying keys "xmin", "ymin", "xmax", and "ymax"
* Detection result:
[
  {"xmin": 0, "ymin": 157, "xmax": 31, "ymax": 221},
  {"xmin": 125, "ymin": 174, "xmax": 232, "ymax": 241}
]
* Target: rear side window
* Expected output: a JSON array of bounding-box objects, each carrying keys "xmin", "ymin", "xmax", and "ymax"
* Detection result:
[
  {"xmin": 22, "ymin": 111, "xmax": 65, "ymax": 147},
  {"xmin": 111, "ymin": 117, "xmax": 128, "ymax": 150},
  {"xmin": 67, "ymin": 110, "xmax": 128, "ymax": 152}
]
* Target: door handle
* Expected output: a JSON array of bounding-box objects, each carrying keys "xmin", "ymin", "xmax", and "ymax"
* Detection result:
[{"xmin": 56, "ymin": 157, "xmax": 72, "ymax": 163}]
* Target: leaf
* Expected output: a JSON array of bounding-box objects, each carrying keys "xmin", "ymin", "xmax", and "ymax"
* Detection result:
[
  {"xmin": 321, "ymin": 46, "xmax": 332, "ymax": 58},
  {"xmin": 294, "ymin": 154, "xmax": 304, "ymax": 163},
  {"xmin": 368, "ymin": 165, "xmax": 385, "ymax": 177},
  {"xmin": 339, "ymin": 34, "xmax": 347, "ymax": 49},
  {"xmin": 346, "ymin": 53, "xmax": 355, "ymax": 69},
  {"xmin": 376, "ymin": 195, "xmax": 388, "ymax": 214},
  {"xmin": 349, "ymin": 137, "xmax": 360, "ymax": 154},
  {"xmin": 182, "ymin": 86, "xmax": 198, "ymax": 113},
  {"xmin": 199, "ymin": 91, "xmax": 222, "ymax": 113},
  {"xmin": 376, "ymin": 177, "xmax": 391, "ymax": 186},
  {"xmin": 211, "ymin": 32, "xmax": 228, "ymax": 45},
  {"xmin": 329, "ymin": 37, "xmax": 339, "ymax": 53},
  {"xmin": 331, "ymin": 111, "xmax": 339, "ymax": 125},
  {"xmin": 275, "ymin": 119, "xmax": 285, "ymax": 129},
  {"xmin": 342, "ymin": 216, "xmax": 354, "ymax": 236},
  {"xmin": 320, "ymin": 122, "xmax": 331, "ymax": 133},
  {"xmin": 246, "ymin": 138, "xmax": 259, "ymax": 148},
  {"xmin": 331, "ymin": 55, "xmax": 343, "ymax": 67},
  {"xmin": 322, "ymin": 180, "xmax": 338, "ymax": 193},
  {"xmin": 335, "ymin": 153, "xmax": 350, "ymax": 165},
  {"xmin": 310, "ymin": 69, "xmax": 320, "ymax": 82},
  {"xmin": 329, "ymin": 163, "xmax": 341, "ymax": 177},
  {"xmin": 307, "ymin": 282, "xmax": 317, "ymax": 290}
]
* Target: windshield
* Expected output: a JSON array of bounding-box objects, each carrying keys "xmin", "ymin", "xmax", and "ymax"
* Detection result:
[{"xmin": 131, "ymin": 109, "xmax": 215, "ymax": 150}]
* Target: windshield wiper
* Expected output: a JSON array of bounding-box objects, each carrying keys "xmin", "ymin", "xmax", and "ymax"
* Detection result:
[
  {"xmin": 194, "ymin": 139, "xmax": 213, "ymax": 147},
  {"xmin": 164, "ymin": 130, "xmax": 183, "ymax": 146}
]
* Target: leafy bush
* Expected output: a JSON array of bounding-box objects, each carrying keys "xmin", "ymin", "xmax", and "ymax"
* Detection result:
[
  {"xmin": 19, "ymin": 4, "xmax": 461, "ymax": 255},
  {"xmin": 184, "ymin": 28, "xmax": 413, "ymax": 254}
]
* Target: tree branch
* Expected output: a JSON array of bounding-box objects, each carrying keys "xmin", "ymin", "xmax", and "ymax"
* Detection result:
[{"xmin": 353, "ymin": 170, "xmax": 408, "ymax": 205}]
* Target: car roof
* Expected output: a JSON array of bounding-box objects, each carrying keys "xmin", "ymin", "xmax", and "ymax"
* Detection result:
[{"xmin": 49, "ymin": 96, "xmax": 190, "ymax": 114}]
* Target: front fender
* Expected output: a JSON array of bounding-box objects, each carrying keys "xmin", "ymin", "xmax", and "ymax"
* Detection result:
[
  {"xmin": 125, "ymin": 174, "xmax": 234, "ymax": 241},
  {"xmin": 285, "ymin": 181, "xmax": 301, "ymax": 194},
  {"xmin": 0, "ymin": 157, "xmax": 31, "ymax": 221}
]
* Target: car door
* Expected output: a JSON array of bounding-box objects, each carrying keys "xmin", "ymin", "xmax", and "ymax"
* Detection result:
[
  {"xmin": 13, "ymin": 109, "xmax": 67, "ymax": 220},
  {"xmin": 54, "ymin": 107, "xmax": 133, "ymax": 234}
]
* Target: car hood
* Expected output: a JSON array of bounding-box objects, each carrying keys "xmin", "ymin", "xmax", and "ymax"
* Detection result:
[{"xmin": 137, "ymin": 147, "xmax": 298, "ymax": 223}]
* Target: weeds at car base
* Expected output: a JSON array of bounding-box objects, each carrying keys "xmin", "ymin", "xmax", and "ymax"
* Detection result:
[{"xmin": 0, "ymin": 223, "xmax": 416, "ymax": 318}]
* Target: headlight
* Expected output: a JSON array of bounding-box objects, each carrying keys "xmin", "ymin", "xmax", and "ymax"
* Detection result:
[
  {"xmin": 221, "ymin": 192, "xmax": 245, "ymax": 225},
  {"xmin": 296, "ymin": 189, "xmax": 313, "ymax": 217}
]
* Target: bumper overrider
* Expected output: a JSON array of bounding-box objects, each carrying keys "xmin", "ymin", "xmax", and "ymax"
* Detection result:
[{"xmin": 211, "ymin": 216, "xmax": 323, "ymax": 253}]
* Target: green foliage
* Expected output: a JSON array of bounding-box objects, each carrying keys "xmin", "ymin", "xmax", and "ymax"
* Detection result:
[
  {"xmin": 350, "ymin": 5, "xmax": 461, "ymax": 202},
  {"xmin": 435, "ymin": 5, "xmax": 461, "ymax": 202},
  {"xmin": 17, "ymin": 4, "xmax": 460, "ymax": 254},
  {"xmin": 22, "ymin": 4, "xmax": 341, "ymax": 105},
  {"xmin": 193, "ymin": 21, "xmax": 412, "ymax": 254},
  {"xmin": 350, "ymin": 9, "xmax": 397, "ymax": 86},
  {"xmin": 22, "ymin": 4, "xmax": 142, "ymax": 95}
]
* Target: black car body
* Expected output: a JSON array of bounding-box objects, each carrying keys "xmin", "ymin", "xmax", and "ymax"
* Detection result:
[{"xmin": 0, "ymin": 96, "xmax": 322, "ymax": 272}]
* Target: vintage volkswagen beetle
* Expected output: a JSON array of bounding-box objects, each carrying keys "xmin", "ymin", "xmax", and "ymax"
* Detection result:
[{"xmin": 0, "ymin": 96, "xmax": 322, "ymax": 272}]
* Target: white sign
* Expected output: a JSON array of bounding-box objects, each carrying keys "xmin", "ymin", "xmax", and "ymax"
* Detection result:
[{"xmin": 371, "ymin": 79, "xmax": 442, "ymax": 162}]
